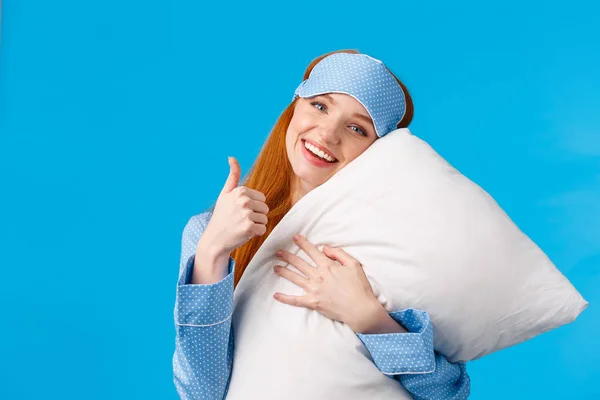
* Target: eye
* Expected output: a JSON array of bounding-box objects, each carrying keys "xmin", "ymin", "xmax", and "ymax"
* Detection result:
[
  {"xmin": 310, "ymin": 101, "xmax": 368, "ymax": 137},
  {"xmin": 310, "ymin": 101, "xmax": 326, "ymax": 112},
  {"xmin": 350, "ymin": 126, "xmax": 368, "ymax": 137}
]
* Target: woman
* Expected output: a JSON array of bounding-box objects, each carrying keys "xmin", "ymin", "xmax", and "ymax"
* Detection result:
[{"xmin": 173, "ymin": 49, "xmax": 471, "ymax": 399}]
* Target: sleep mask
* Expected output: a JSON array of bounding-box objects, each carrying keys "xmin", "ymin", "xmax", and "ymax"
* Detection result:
[{"xmin": 292, "ymin": 52, "xmax": 406, "ymax": 138}]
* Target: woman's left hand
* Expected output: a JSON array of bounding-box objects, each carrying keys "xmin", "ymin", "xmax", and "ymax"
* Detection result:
[{"xmin": 273, "ymin": 233, "xmax": 383, "ymax": 333}]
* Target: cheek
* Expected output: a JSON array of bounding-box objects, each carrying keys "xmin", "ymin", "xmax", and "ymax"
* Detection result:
[
  {"xmin": 340, "ymin": 144, "xmax": 371, "ymax": 165},
  {"xmin": 285, "ymin": 126, "xmax": 298, "ymax": 148},
  {"xmin": 287, "ymin": 115, "xmax": 310, "ymax": 146},
  {"xmin": 290, "ymin": 111, "xmax": 314, "ymax": 131},
  {"xmin": 285, "ymin": 129, "xmax": 299, "ymax": 161}
]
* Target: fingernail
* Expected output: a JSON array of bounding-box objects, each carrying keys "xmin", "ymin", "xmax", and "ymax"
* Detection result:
[
  {"xmin": 276, "ymin": 250, "xmax": 283, "ymax": 257},
  {"xmin": 293, "ymin": 233, "xmax": 301, "ymax": 241}
]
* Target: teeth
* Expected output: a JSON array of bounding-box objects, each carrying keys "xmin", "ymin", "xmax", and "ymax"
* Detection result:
[{"xmin": 304, "ymin": 141, "xmax": 335, "ymax": 162}]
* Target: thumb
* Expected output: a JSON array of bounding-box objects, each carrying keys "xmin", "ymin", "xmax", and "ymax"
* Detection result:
[{"xmin": 221, "ymin": 156, "xmax": 241, "ymax": 194}]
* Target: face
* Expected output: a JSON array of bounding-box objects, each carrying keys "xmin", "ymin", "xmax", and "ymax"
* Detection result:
[{"xmin": 285, "ymin": 92, "xmax": 378, "ymax": 202}]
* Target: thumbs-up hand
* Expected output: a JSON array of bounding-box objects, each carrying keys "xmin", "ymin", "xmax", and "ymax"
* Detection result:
[{"xmin": 200, "ymin": 156, "xmax": 270, "ymax": 257}]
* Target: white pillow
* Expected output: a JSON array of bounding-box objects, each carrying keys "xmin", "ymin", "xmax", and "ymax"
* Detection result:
[{"xmin": 225, "ymin": 127, "xmax": 587, "ymax": 398}]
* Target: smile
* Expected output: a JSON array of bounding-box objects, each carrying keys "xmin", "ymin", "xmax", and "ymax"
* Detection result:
[{"xmin": 301, "ymin": 139, "xmax": 338, "ymax": 167}]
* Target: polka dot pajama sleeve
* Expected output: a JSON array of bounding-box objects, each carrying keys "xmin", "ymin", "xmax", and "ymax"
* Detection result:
[
  {"xmin": 172, "ymin": 213, "xmax": 470, "ymax": 399},
  {"xmin": 173, "ymin": 214, "xmax": 236, "ymax": 400},
  {"xmin": 357, "ymin": 309, "xmax": 471, "ymax": 399}
]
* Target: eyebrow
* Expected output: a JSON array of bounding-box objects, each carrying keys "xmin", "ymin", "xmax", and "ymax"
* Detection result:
[{"xmin": 320, "ymin": 94, "xmax": 374, "ymax": 125}]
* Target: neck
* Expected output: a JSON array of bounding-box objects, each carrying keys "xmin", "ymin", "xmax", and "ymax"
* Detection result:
[{"xmin": 290, "ymin": 175, "xmax": 308, "ymax": 207}]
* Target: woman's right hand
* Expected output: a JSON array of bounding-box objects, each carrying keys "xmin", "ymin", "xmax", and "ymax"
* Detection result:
[{"xmin": 199, "ymin": 156, "xmax": 270, "ymax": 258}]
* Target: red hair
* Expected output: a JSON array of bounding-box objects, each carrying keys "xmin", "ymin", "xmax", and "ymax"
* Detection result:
[{"xmin": 207, "ymin": 49, "xmax": 414, "ymax": 289}]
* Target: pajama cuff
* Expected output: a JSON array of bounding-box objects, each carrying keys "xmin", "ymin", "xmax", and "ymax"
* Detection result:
[
  {"xmin": 175, "ymin": 254, "xmax": 235, "ymax": 327},
  {"xmin": 356, "ymin": 308, "xmax": 436, "ymax": 375}
]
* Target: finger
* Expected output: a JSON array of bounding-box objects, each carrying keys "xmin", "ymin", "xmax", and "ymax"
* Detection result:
[
  {"xmin": 242, "ymin": 187, "xmax": 267, "ymax": 203},
  {"xmin": 249, "ymin": 210, "xmax": 268, "ymax": 224},
  {"xmin": 277, "ymin": 250, "xmax": 317, "ymax": 280},
  {"xmin": 322, "ymin": 246, "xmax": 360, "ymax": 268},
  {"xmin": 221, "ymin": 156, "xmax": 241, "ymax": 194},
  {"xmin": 273, "ymin": 292, "xmax": 312, "ymax": 309},
  {"xmin": 293, "ymin": 234, "xmax": 330, "ymax": 266},
  {"xmin": 247, "ymin": 198, "xmax": 269, "ymax": 214},
  {"xmin": 274, "ymin": 265, "xmax": 310, "ymax": 289}
]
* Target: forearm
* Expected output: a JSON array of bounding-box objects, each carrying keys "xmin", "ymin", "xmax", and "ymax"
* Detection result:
[
  {"xmin": 192, "ymin": 249, "xmax": 230, "ymax": 284},
  {"xmin": 174, "ymin": 252, "xmax": 236, "ymax": 399},
  {"xmin": 192, "ymin": 234, "xmax": 231, "ymax": 284},
  {"xmin": 355, "ymin": 307, "xmax": 471, "ymax": 399},
  {"xmin": 173, "ymin": 322, "xmax": 234, "ymax": 400},
  {"xmin": 396, "ymin": 353, "xmax": 470, "ymax": 400},
  {"xmin": 351, "ymin": 300, "xmax": 408, "ymax": 334}
]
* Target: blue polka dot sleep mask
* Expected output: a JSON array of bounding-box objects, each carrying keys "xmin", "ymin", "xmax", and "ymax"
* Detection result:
[{"xmin": 292, "ymin": 52, "xmax": 406, "ymax": 138}]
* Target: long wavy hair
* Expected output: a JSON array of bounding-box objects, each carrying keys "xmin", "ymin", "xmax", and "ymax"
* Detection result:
[{"xmin": 205, "ymin": 49, "xmax": 414, "ymax": 289}]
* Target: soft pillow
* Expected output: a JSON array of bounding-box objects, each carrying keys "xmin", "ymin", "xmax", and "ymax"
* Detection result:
[{"xmin": 225, "ymin": 127, "xmax": 587, "ymax": 399}]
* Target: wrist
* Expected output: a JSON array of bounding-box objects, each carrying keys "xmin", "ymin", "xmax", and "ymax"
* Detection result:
[
  {"xmin": 192, "ymin": 237, "xmax": 231, "ymax": 285},
  {"xmin": 197, "ymin": 231, "xmax": 230, "ymax": 261},
  {"xmin": 196, "ymin": 243, "xmax": 230, "ymax": 269},
  {"xmin": 350, "ymin": 299, "xmax": 408, "ymax": 334},
  {"xmin": 345, "ymin": 298, "xmax": 382, "ymax": 333}
]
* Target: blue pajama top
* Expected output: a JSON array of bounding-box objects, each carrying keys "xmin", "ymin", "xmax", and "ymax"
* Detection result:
[{"xmin": 173, "ymin": 211, "xmax": 470, "ymax": 399}]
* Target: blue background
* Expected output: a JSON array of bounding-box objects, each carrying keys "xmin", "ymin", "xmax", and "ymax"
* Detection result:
[{"xmin": 1, "ymin": 0, "xmax": 598, "ymax": 398}]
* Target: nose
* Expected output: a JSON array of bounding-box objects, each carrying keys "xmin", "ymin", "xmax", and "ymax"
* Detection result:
[{"xmin": 316, "ymin": 119, "xmax": 342, "ymax": 145}]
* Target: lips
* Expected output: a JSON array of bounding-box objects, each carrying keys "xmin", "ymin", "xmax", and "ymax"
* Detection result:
[
  {"xmin": 300, "ymin": 139, "xmax": 337, "ymax": 167},
  {"xmin": 301, "ymin": 139, "xmax": 337, "ymax": 162}
]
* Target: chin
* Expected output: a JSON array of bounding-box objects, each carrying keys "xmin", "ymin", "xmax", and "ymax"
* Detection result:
[{"xmin": 301, "ymin": 167, "xmax": 335, "ymax": 189}]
